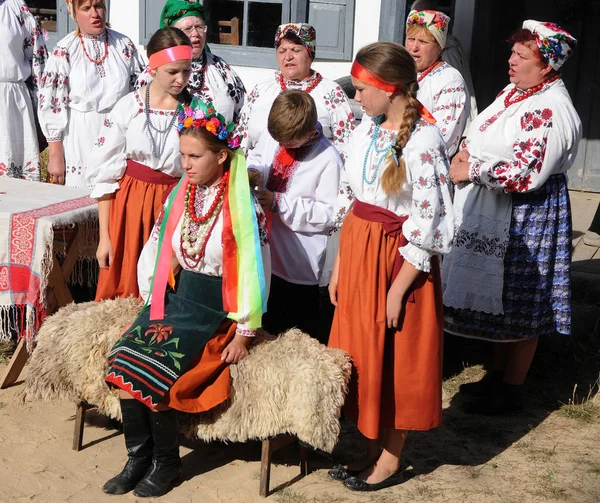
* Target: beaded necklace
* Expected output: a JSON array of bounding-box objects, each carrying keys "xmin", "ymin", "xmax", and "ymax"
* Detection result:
[
  {"xmin": 279, "ymin": 71, "xmax": 323, "ymax": 94},
  {"xmin": 503, "ymin": 73, "xmax": 561, "ymax": 108},
  {"xmin": 144, "ymin": 84, "xmax": 181, "ymax": 159},
  {"xmin": 417, "ymin": 59, "xmax": 442, "ymax": 83},
  {"xmin": 180, "ymin": 174, "xmax": 229, "ymax": 267},
  {"xmin": 78, "ymin": 31, "xmax": 109, "ymax": 65},
  {"xmin": 362, "ymin": 118, "xmax": 395, "ymax": 185}
]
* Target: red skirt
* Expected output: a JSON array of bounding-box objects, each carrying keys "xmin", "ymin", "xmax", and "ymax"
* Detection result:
[
  {"xmin": 328, "ymin": 209, "xmax": 444, "ymax": 439},
  {"xmin": 95, "ymin": 161, "xmax": 178, "ymax": 301}
]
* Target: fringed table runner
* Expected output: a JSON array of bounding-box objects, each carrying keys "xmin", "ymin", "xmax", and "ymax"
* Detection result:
[{"xmin": 0, "ymin": 178, "xmax": 98, "ymax": 349}]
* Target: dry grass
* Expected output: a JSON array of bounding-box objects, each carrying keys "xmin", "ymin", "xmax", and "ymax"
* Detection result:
[
  {"xmin": 558, "ymin": 380, "xmax": 600, "ymax": 424},
  {"xmin": 40, "ymin": 148, "xmax": 49, "ymax": 182},
  {"xmin": 0, "ymin": 340, "xmax": 16, "ymax": 365},
  {"xmin": 442, "ymin": 364, "xmax": 486, "ymax": 397}
]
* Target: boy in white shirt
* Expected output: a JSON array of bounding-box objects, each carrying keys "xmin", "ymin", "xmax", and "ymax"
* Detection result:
[{"xmin": 248, "ymin": 90, "xmax": 342, "ymax": 341}]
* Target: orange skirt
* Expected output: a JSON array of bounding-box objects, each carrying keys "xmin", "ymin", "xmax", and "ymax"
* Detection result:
[
  {"xmin": 328, "ymin": 211, "xmax": 444, "ymax": 438},
  {"xmin": 95, "ymin": 170, "xmax": 175, "ymax": 301},
  {"xmin": 163, "ymin": 319, "xmax": 236, "ymax": 413}
]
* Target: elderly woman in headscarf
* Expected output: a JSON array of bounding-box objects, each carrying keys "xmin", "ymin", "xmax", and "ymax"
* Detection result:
[
  {"xmin": 236, "ymin": 23, "xmax": 355, "ymax": 157},
  {"xmin": 136, "ymin": 0, "xmax": 246, "ymax": 123},
  {"xmin": 405, "ymin": 9, "xmax": 470, "ymax": 156},
  {"xmin": 38, "ymin": 0, "xmax": 145, "ymax": 186},
  {"xmin": 442, "ymin": 21, "xmax": 582, "ymax": 415}
]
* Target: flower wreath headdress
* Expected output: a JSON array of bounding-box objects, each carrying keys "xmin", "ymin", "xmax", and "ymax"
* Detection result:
[{"xmin": 177, "ymin": 98, "xmax": 242, "ymax": 150}]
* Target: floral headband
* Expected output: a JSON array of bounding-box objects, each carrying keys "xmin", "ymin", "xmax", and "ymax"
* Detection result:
[
  {"xmin": 522, "ymin": 20, "xmax": 577, "ymax": 70},
  {"xmin": 406, "ymin": 10, "xmax": 450, "ymax": 49},
  {"xmin": 177, "ymin": 98, "xmax": 241, "ymax": 149}
]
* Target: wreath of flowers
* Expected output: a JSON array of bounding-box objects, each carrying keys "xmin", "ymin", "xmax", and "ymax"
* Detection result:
[{"xmin": 177, "ymin": 98, "xmax": 241, "ymax": 149}]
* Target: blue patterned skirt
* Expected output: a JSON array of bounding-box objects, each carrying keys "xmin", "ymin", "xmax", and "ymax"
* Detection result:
[{"xmin": 445, "ymin": 174, "xmax": 571, "ymax": 342}]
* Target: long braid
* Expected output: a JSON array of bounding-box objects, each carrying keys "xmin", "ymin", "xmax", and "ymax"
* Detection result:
[{"xmin": 381, "ymin": 81, "xmax": 420, "ymax": 196}]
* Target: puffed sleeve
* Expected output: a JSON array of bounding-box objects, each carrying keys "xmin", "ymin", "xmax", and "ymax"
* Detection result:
[
  {"xmin": 469, "ymin": 106, "xmax": 582, "ymax": 194},
  {"xmin": 233, "ymin": 202, "xmax": 271, "ymax": 337},
  {"xmin": 271, "ymin": 150, "xmax": 341, "ymax": 234},
  {"xmin": 38, "ymin": 45, "xmax": 70, "ymax": 142},
  {"xmin": 22, "ymin": 7, "xmax": 48, "ymax": 109},
  {"xmin": 125, "ymin": 40, "xmax": 146, "ymax": 90},
  {"xmin": 86, "ymin": 94, "xmax": 137, "ymax": 197},
  {"xmin": 235, "ymin": 84, "xmax": 260, "ymax": 155},
  {"xmin": 430, "ymin": 75, "xmax": 469, "ymax": 156},
  {"xmin": 322, "ymin": 84, "xmax": 356, "ymax": 158},
  {"xmin": 400, "ymin": 138, "xmax": 455, "ymax": 272}
]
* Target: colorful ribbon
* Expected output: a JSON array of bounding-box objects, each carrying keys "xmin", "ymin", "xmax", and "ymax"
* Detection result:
[{"xmin": 350, "ymin": 61, "xmax": 398, "ymax": 93}]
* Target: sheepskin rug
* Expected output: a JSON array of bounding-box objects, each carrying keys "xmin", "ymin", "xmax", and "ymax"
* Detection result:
[{"xmin": 21, "ymin": 298, "xmax": 352, "ymax": 452}]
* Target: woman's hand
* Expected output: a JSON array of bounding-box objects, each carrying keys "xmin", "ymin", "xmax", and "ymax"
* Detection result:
[
  {"xmin": 96, "ymin": 236, "xmax": 113, "ymax": 269},
  {"xmin": 328, "ymin": 250, "xmax": 341, "ymax": 307},
  {"xmin": 47, "ymin": 142, "xmax": 66, "ymax": 185},
  {"xmin": 221, "ymin": 333, "xmax": 251, "ymax": 364},
  {"xmin": 256, "ymin": 190, "xmax": 275, "ymax": 212},
  {"xmin": 449, "ymin": 150, "xmax": 471, "ymax": 185},
  {"xmin": 386, "ymin": 282, "xmax": 406, "ymax": 329}
]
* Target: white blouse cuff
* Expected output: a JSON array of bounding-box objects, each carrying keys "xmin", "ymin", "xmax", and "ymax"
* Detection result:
[
  {"xmin": 235, "ymin": 325, "xmax": 256, "ymax": 337},
  {"xmin": 399, "ymin": 242, "xmax": 432, "ymax": 273},
  {"xmin": 90, "ymin": 182, "xmax": 120, "ymax": 199}
]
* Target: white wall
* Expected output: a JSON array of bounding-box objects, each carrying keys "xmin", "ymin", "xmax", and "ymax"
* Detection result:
[
  {"xmin": 109, "ymin": 0, "xmax": 141, "ymax": 48},
  {"xmin": 234, "ymin": 0, "xmax": 382, "ymax": 89}
]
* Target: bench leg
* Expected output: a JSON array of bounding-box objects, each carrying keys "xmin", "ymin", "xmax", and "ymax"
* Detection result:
[
  {"xmin": 299, "ymin": 444, "xmax": 310, "ymax": 477},
  {"xmin": 72, "ymin": 401, "xmax": 87, "ymax": 451},
  {"xmin": 259, "ymin": 438, "xmax": 272, "ymax": 497}
]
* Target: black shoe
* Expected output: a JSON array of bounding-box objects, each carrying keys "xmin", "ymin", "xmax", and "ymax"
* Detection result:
[
  {"xmin": 463, "ymin": 384, "xmax": 523, "ymax": 415},
  {"xmin": 343, "ymin": 471, "xmax": 403, "ymax": 492},
  {"xmin": 133, "ymin": 409, "xmax": 182, "ymax": 498},
  {"xmin": 459, "ymin": 370, "xmax": 503, "ymax": 397},
  {"xmin": 102, "ymin": 399, "xmax": 153, "ymax": 495},
  {"xmin": 328, "ymin": 464, "xmax": 360, "ymax": 482}
]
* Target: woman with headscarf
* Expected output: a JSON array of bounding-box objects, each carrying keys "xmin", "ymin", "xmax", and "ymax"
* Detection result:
[
  {"xmin": 442, "ymin": 21, "xmax": 582, "ymax": 414},
  {"xmin": 236, "ymin": 23, "xmax": 355, "ymax": 157},
  {"xmin": 0, "ymin": 0, "xmax": 47, "ymax": 180},
  {"xmin": 136, "ymin": 0, "xmax": 246, "ymax": 123},
  {"xmin": 38, "ymin": 0, "xmax": 145, "ymax": 187},
  {"xmin": 405, "ymin": 9, "xmax": 470, "ymax": 156}
]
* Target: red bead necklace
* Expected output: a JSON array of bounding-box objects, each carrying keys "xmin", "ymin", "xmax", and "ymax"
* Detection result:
[
  {"xmin": 185, "ymin": 171, "xmax": 229, "ymax": 224},
  {"xmin": 503, "ymin": 73, "xmax": 561, "ymax": 108},
  {"xmin": 78, "ymin": 30, "xmax": 109, "ymax": 65},
  {"xmin": 418, "ymin": 59, "xmax": 442, "ymax": 83},
  {"xmin": 279, "ymin": 71, "xmax": 323, "ymax": 94}
]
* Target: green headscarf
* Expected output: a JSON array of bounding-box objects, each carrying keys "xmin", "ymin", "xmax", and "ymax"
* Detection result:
[{"xmin": 160, "ymin": 0, "xmax": 206, "ymax": 29}]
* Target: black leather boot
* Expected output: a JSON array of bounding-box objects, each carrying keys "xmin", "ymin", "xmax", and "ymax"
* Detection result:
[
  {"xmin": 102, "ymin": 399, "xmax": 153, "ymax": 495},
  {"xmin": 133, "ymin": 408, "xmax": 182, "ymax": 498},
  {"xmin": 459, "ymin": 370, "xmax": 503, "ymax": 397}
]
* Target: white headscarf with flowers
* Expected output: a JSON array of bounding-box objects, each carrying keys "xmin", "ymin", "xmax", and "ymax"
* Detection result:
[
  {"xmin": 406, "ymin": 9, "xmax": 450, "ymax": 49},
  {"xmin": 522, "ymin": 20, "xmax": 577, "ymax": 71}
]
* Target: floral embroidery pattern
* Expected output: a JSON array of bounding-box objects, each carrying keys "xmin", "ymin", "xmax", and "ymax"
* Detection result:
[
  {"xmin": 453, "ymin": 229, "xmax": 508, "ymax": 258},
  {"xmin": 520, "ymin": 108, "xmax": 553, "ymax": 131},
  {"xmin": 257, "ymin": 211, "xmax": 269, "ymax": 246},
  {"xmin": 489, "ymin": 137, "xmax": 548, "ymax": 193},
  {"xmin": 95, "ymin": 137, "xmax": 105, "ymax": 147},
  {"xmin": 119, "ymin": 323, "xmax": 185, "ymax": 370}
]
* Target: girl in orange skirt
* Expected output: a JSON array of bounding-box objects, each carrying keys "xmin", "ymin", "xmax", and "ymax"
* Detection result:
[
  {"xmin": 87, "ymin": 27, "xmax": 193, "ymax": 300},
  {"xmin": 327, "ymin": 42, "xmax": 454, "ymax": 491}
]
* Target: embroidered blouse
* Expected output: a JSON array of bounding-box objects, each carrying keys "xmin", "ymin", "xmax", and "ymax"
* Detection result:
[
  {"xmin": 417, "ymin": 62, "xmax": 469, "ymax": 157},
  {"xmin": 0, "ymin": 0, "xmax": 47, "ymax": 107},
  {"xmin": 236, "ymin": 71, "xmax": 355, "ymax": 157},
  {"xmin": 136, "ymin": 51, "xmax": 246, "ymax": 123},
  {"xmin": 137, "ymin": 184, "xmax": 271, "ymax": 337},
  {"xmin": 247, "ymin": 133, "xmax": 342, "ymax": 285},
  {"xmin": 38, "ymin": 29, "xmax": 145, "ymax": 142},
  {"xmin": 86, "ymin": 92, "xmax": 184, "ymax": 198},
  {"xmin": 333, "ymin": 115, "xmax": 455, "ymax": 273}
]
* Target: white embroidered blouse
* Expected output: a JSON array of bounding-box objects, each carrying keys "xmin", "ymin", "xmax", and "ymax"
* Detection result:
[
  {"xmin": 136, "ymin": 51, "xmax": 246, "ymax": 123},
  {"xmin": 417, "ymin": 62, "xmax": 469, "ymax": 157},
  {"xmin": 334, "ymin": 115, "xmax": 455, "ymax": 273},
  {"xmin": 0, "ymin": 0, "xmax": 47, "ymax": 106},
  {"xmin": 137, "ymin": 184, "xmax": 271, "ymax": 337},
  {"xmin": 236, "ymin": 71, "xmax": 355, "ymax": 156},
  {"xmin": 38, "ymin": 29, "xmax": 146, "ymax": 142},
  {"xmin": 86, "ymin": 92, "xmax": 184, "ymax": 198},
  {"xmin": 247, "ymin": 134, "xmax": 342, "ymax": 285}
]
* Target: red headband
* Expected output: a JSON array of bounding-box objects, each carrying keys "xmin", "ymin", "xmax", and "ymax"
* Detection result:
[
  {"xmin": 148, "ymin": 45, "xmax": 193, "ymax": 70},
  {"xmin": 350, "ymin": 61, "xmax": 398, "ymax": 92}
]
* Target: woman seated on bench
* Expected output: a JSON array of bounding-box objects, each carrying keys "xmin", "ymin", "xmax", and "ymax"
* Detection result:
[{"xmin": 102, "ymin": 98, "xmax": 270, "ymax": 498}]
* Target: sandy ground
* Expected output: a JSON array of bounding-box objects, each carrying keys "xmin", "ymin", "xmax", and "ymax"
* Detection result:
[{"xmin": 0, "ymin": 301, "xmax": 599, "ymax": 503}]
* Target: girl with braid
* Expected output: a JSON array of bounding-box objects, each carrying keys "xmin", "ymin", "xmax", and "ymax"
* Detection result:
[{"xmin": 327, "ymin": 42, "xmax": 454, "ymax": 492}]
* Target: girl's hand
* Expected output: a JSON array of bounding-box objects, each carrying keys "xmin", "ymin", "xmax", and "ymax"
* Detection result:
[
  {"xmin": 47, "ymin": 149, "xmax": 66, "ymax": 185},
  {"xmin": 257, "ymin": 190, "xmax": 275, "ymax": 212},
  {"xmin": 386, "ymin": 283, "xmax": 406, "ymax": 329},
  {"xmin": 221, "ymin": 333, "xmax": 251, "ymax": 364},
  {"xmin": 329, "ymin": 250, "xmax": 341, "ymax": 307},
  {"xmin": 96, "ymin": 236, "xmax": 113, "ymax": 269}
]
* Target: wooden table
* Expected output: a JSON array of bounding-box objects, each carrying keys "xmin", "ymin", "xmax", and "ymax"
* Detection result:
[{"xmin": 0, "ymin": 179, "xmax": 98, "ymax": 388}]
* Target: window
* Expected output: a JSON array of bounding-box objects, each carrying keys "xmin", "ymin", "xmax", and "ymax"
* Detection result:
[{"xmin": 140, "ymin": 0, "xmax": 355, "ymax": 68}]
